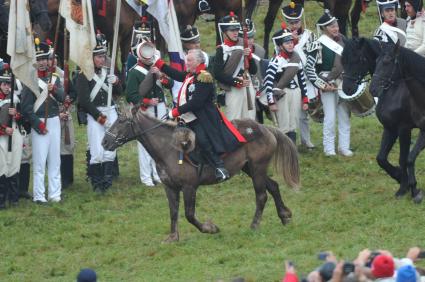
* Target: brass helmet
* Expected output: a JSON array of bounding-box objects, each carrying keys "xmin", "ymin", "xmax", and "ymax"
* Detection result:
[{"xmin": 136, "ymin": 41, "xmax": 157, "ymax": 65}]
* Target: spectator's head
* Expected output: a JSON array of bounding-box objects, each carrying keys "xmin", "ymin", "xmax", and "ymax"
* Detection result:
[
  {"xmin": 319, "ymin": 262, "xmax": 336, "ymax": 282},
  {"xmin": 76, "ymin": 268, "xmax": 97, "ymax": 282},
  {"xmin": 396, "ymin": 265, "xmax": 417, "ymax": 282},
  {"xmin": 372, "ymin": 254, "xmax": 395, "ymax": 279}
]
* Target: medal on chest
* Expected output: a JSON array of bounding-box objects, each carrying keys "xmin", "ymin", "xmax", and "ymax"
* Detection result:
[{"xmin": 188, "ymin": 83, "xmax": 195, "ymax": 93}]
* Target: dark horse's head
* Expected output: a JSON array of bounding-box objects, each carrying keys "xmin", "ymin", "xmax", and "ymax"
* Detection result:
[
  {"xmin": 102, "ymin": 108, "xmax": 140, "ymax": 151},
  {"xmin": 341, "ymin": 37, "xmax": 380, "ymax": 95},
  {"xmin": 369, "ymin": 42, "xmax": 402, "ymax": 98},
  {"xmin": 29, "ymin": 0, "xmax": 52, "ymax": 32}
]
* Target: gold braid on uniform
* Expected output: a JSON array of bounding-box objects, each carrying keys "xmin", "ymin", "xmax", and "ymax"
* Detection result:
[{"xmin": 197, "ymin": 70, "xmax": 213, "ymax": 83}]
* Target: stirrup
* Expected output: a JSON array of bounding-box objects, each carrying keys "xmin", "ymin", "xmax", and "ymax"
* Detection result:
[
  {"xmin": 198, "ymin": 0, "xmax": 211, "ymax": 13},
  {"xmin": 215, "ymin": 168, "xmax": 229, "ymax": 182}
]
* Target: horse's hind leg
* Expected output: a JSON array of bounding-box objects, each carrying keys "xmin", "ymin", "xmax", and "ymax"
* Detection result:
[
  {"xmin": 376, "ymin": 129, "xmax": 402, "ymax": 184},
  {"xmin": 243, "ymin": 165, "xmax": 268, "ymax": 230},
  {"xmin": 163, "ymin": 186, "xmax": 180, "ymax": 243},
  {"xmin": 407, "ymin": 130, "xmax": 425, "ymax": 203},
  {"xmin": 265, "ymin": 177, "xmax": 292, "ymax": 225},
  {"xmin": 182, "ymin": 185, "xmax": 220, "ymax": 234}
]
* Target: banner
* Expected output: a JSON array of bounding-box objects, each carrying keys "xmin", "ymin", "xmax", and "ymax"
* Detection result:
[
  {"xmin": 7, "ymin": 0, "xmax": 38, "ymax": 95},
  {"xmin": 59, "ymin": 0, "xmax": 97, "ymax": 80},
  {"xmin": 147, "ymin": 0, "xmax": 185, "ymax": 71}
]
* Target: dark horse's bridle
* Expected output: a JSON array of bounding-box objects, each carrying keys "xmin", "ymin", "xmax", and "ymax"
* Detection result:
[
  {"xmin": 105, "ymin": 114, "xmax": 168, "ymax": 147},
  {"xmin": 372, "ymin": 54, "xmax": 402, "ymax": 91}
]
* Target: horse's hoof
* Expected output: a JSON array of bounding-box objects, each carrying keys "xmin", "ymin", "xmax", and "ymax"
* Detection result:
[
  {"xmin": 395, "ymin": 188, "xmax": 408, "ymax": 199},
  {"xmin": 282, "ymin": 217, "xmax": 292, "ymax": 225},
  {"xmin": 250, "ymin": 222, "xmax": 260, "ymax": 230},
  {"xmin": 413, "ymin": 190, "xmax": 424, "ymax": 204},
  {"xmin": 202, "ymin": 220, "xmax": 220, "ymax": 234},
  {"xmin": 162, "ymin": 233, "xmax": 179, "ymax": 243}
]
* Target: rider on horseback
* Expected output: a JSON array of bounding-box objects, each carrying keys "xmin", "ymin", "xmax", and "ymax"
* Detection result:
[{"xmin": 155, "ymin": 49, "xmax": 247, "ymax": 182}]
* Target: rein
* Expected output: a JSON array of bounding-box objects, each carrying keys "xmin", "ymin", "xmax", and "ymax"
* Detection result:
[{"xmin": 105, "ymin": 114, "xmax": 168, "ymax": 146}]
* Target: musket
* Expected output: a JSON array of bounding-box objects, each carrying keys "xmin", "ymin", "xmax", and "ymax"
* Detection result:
[
  {"xmin": 242, "ymin": 20, "xmax": 254, "ymax": 111},
  {"xmin": 7, "ymin": 72, "xmax": 15, "ymax": 152},
  {"xmin": 63, "ymin": 27, "xmax": 71, "ymax": 145}
]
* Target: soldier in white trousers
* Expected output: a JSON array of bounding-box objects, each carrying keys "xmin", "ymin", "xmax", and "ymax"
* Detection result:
[
  {"xmin": 213, "ymin": 11, "xmax": 258, "ymax": 121},
  {"xmin": 76, "ymin": 33, "xmax": 122, "ymax": 193},
  {"xmin": 21, "ymin": 40, "xmax": 65, "ymax": 203},
  {"xmin": 126, "ymin": 42, "xmax": 173, "ymax": 186},
  {"xmin": 282, "ymin": 1, "xmax": 316, "ymax": 149},
  {"xmin": 305, "ymin": 11, "xmax": 352, "ymax": 156}
]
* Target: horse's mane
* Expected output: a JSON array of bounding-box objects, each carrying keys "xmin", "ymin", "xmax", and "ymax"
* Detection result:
[
  {"xmin": 399, "ymin": 46, "xmax": 425, "ymax": 85},
  {"xmin": 134, "ymin": 109, "xmax": 177, "ymax": 131},
  {"xmin": 342, "ymin": 37, "xmax": 381, "ymax": 63}
]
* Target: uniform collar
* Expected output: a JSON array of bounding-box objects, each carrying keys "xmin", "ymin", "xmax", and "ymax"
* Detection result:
[
  {"xmin": 137, "ymin": 61, "xmax": 151, "ymax": 69},
  {"xmin": 0, "ymin": 91, "xmax": 6, "ymax": 100},
  {"xmin": 279, "ymin": 50, "xmax": 291, "ymax": 59},
  {"xmin": 224, "ymin": 38, "xmax": 237, "ymax": 47},
  {"xmin": 37, "ymin": 70, "xmax": 48, "ymax": 78},
  {"xmin": 195, "ymin": 63, "xmax": 206, "ymax": 74}
]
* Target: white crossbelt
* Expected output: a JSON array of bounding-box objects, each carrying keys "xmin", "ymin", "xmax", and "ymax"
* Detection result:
[
  {"xmin": 90, "ymin": 68, "xmax": 108, "ymax": 102},
  {"xmin": 318, "ymin": 34, "xmax": 343, "ymax": 56},
  {"xmin": 34, "ymin": 76, "xmax": 57, "ymax": 112}
]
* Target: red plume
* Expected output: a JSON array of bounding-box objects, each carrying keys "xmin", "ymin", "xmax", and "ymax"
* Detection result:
[
  {"xmin": 141, "ymin": 16, "xmax": 148, "ymax": 22},
  {"xmin": 3, "ymin": 63, "xmax": 9, "ymax": 70},
  {"xmin": 281, "ymin": 22, "xmax": 287, "ymax": 30},
  {"xmin": 46, "ymin": 38, "xmax": 52, "ymax": 46},
  {"xmin": 229, "ymin": 11, "xmax": 235, "ymax": 17}
]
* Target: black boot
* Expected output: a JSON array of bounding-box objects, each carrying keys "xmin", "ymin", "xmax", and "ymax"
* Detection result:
[
  {"xmin": 8, "ymin": 173, "xmax": 19, "ymax": 206},
  {"xmin": 18, "ymin": 163, "xmax": 32, "ymax": 199},
  {"xmin": 86, "ymin": 150, "xmax": 92, "ymax": 182},
  {"xmin": 286, "ymin": 131, "xmax": 297, "ymax": 145},
  {"xmin": 90, "ymin": 163, "xmax": 104, "ymax": 194},
  {"xmin": 0, "ymin": 176, "xmax": 7, "ymax": 210},
  {"xmin": 203, "ymin": 150, "xmax": 229, "ymax": 182},
  {"xmin": 103, "ymin": 161, "xmax": 115, "ymax": 191},
  {"xmin": 112, "ymin": 155, "xmax": 119, "ymax": 179},
  {"xmin": 61, "ymin": 154, "xmax": 74, "ymax": 189}
]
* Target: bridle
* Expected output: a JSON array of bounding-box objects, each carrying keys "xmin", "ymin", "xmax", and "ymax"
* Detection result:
[
  {"xmin": 105, "ymin": 113, "xmax": 168, "ymax": 147},
  {"xmin": 372, "ymin": 53, "xmax": 401, "ymax": 91}
]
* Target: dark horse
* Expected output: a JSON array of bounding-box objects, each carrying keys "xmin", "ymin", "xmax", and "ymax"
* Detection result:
[
  {"xmin": 173, "ymin": 0, "xmax": 243, "ymax": 45},
  {"xmin": 102, "ymin": 109, "xmax": 299, "ymax": 242},
  {"xmin": 245, "ymin": 0, "xmax": 366, "ymax": 56},
  {"xmin": 0, "ymin": 0, "xmax": 52, "ymax": 63},
  {"xmin": 369, "ymin": 43, "xmax": 425, "ymax": 203},
  {"xmin": 341, "ymin": 38, "xmax": 423, "ymax": 203}
]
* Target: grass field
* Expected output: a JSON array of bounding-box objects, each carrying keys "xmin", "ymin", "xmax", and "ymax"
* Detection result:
[{"xmin": 1, "ymin": 2, "xmax": 425, "ymax": 282}]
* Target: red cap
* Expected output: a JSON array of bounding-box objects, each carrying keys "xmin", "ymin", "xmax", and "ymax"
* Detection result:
[{"xmin": 372, "ymin": 255, "xmax": 395, "ymax": 278}]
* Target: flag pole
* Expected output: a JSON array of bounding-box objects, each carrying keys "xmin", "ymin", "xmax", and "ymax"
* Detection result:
[{"xmin": 107, "ymin": 0, "xmax": 121, "ymax": 107}]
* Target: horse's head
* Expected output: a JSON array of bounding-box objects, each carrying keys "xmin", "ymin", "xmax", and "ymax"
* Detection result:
[
  {"xmin": 102, "ymin": 108, "xmax": 139, "ymax": 151},
  {"xmin": 29, "ymin": 0, "xmax": 51, "ymax": 32},
  {"xmin": 369, "ymin": 41, "xmax": 401, "ymax": 97},
  {"xmin": 342, "ymin": 38, "xmax": 372, "ymax": 95}
]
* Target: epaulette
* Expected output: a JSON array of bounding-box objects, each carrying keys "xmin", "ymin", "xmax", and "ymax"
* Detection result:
[
  {"xmin": 52, "ymin": 72, "xmax": 59, "ymax": 77},
  {"xmin": 197, "ymin": 70, "xmax": 213, "ymax": 83}
]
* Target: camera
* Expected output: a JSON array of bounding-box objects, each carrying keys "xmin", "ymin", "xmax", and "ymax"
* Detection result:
[
  {"xmin": 365, "ymin": 251, "xmax": 381, "ymax": 268},
  {"xmin": 343, "ymin": 262, "xmax": 355, "ymax": 274}
]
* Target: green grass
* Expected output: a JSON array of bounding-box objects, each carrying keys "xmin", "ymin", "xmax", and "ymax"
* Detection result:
[{"xmin": 2, "ymin": 2, "xmax": 425, "ymax": 282}]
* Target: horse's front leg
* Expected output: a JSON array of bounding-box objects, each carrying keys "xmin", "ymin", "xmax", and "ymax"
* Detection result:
[
  {"xmin": 396, "ymin": 128, "xmax": 412, "ymax": 198},
  {"xmin": 163, "ymin": 186, "xmax": 180, "ymax": 243},
  {"xmin": 242, "ymin": 165, "xmax": 268, "ymax": 229},
  {"xmin": 376, "ymin": 128, "xmax": 402, "ymax": 184},
  {"xmin": 182, "ymin": 185, "xmax": 220, "ymax": 234},
  {"xmin": 407, "ymin": 130, "xmax": 425, "ymax": 203}
]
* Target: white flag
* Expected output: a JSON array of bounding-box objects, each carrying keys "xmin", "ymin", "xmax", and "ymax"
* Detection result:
[
  {"xmin": 59, "ymin": 0, "xmax": 97, "ymax": 80},
  {"xmin": 7, "ymin": 0, "xmax": 38, "ymax": 95},
  {"xmin": 147, "ymin": 0, "xmax": 185, "ymax": 71}
]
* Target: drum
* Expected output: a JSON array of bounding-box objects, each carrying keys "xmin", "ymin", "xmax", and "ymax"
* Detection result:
[
  {"xmin": 338, "ymin": 81, "xmax": 375, "ymax": 117},
  {"xmin": 307, "ymin": 95, "xmax": 324, "ymax": 123}
]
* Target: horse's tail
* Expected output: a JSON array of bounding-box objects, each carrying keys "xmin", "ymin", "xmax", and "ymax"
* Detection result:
[{"xmin": 265, "ymin": 125, "xmax": 300, "ymax": 189}]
